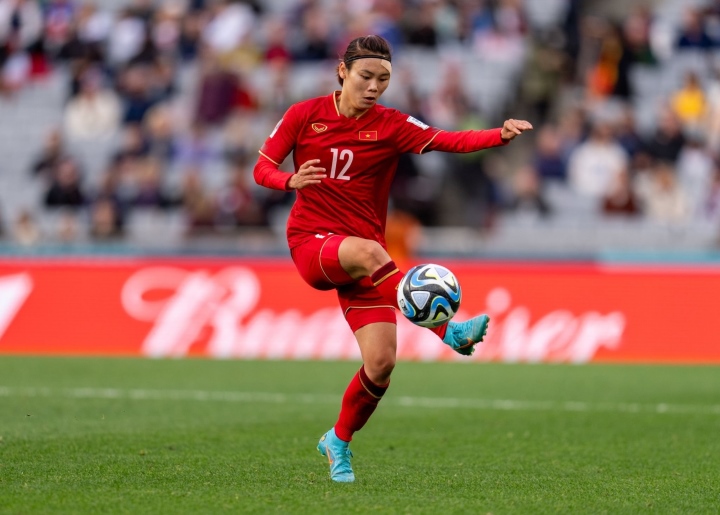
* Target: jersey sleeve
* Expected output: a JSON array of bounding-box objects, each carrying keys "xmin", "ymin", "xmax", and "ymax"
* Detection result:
[
  {"xmin": 425, "ymin": 128, "xmax": 508, "ymax": 153},
  {"xmin": 258, "ymin": 103, "xmax": 305, "ymax": 166},
  {"xmin": 390, "ymin": 111, "xmax": 443, "ymax": 154},
  {"xmin": 390, "ymin": 110, "xmax": 509, "ymax": 154}
]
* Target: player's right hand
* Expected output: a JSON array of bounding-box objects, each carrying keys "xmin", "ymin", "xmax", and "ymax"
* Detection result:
[{"xmin": 289, "ymin": 159, "xmax": 327, "ymax": 190}]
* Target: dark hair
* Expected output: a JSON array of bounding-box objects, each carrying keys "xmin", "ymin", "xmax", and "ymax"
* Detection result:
[{"xmin": 336, "ymin": 35, "xmax": 392, "ymax": 86}]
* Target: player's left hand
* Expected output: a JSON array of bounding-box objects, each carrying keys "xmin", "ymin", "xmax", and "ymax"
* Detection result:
[{"xmin": 500, "ymin": 119, "xmax": 533, "ymax": 141}]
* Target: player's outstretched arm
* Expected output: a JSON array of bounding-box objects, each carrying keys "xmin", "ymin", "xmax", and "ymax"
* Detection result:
[
  {"xmin": 424, "ymin": 119, "xmax": 533, "ymax": 154},
  {"xmin": 500, "ymin": 119, "xmax": 534, "ymax": 141}
]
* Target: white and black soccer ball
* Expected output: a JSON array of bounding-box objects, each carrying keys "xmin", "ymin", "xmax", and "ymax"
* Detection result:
[{"xmin": 397, "ymin": 264, "xmax": 461, "ymax": 328}]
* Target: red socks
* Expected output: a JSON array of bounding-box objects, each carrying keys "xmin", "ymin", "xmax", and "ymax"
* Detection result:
[
  {"xmin": 370, "ymin": 260, "xmax": 448, "ymax": 340},
  {"xmin": 370, "ymin": 261, "xmax": 402, "ymax": 296},
  {"xmin": 334, "ymin": 366, "xmax": 388, "ymax": 442}
]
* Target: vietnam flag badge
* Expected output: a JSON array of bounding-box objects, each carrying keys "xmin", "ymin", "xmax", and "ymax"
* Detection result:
[{"xmin": 359, "ymin": 131, "xmax": 378, "ymax": 141}]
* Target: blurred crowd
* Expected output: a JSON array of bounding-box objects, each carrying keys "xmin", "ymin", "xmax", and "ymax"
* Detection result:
[
  {"xmin": 509, "ymin": 1, "xmax": 720, "ymax": 233},
  {"xmin": 1, "ymin": 0, "xmax": 720, "ymax": 251}
]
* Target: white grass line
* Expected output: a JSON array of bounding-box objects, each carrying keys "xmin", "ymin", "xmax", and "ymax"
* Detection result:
[{"xmin": 1, "ymin": 386, "xmax": 719, "ymax": 416}]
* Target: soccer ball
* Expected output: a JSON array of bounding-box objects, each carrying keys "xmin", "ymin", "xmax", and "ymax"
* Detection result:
[{"xmin": 397, "ymin": 263, "xmax": 461, "ymax": 328}]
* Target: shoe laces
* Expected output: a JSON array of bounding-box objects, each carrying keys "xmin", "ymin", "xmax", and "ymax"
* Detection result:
[{"xmin": 330, "ymin": 447, "xmax": 354, "ymax": 474}]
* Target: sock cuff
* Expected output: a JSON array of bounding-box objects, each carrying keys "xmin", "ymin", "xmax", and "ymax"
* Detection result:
[
  {"xmin": 358, "ymin": 366, "xmax": 389, "ymax": 399},
  {"xmin": 371, "ymin": 261, "xmax": 400, "ymax": 286}
]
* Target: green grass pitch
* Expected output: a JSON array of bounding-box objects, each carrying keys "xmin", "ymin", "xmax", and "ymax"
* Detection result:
[{"xmin": 1, "ymin": 357, "xmax": 719, "ymax": 514}]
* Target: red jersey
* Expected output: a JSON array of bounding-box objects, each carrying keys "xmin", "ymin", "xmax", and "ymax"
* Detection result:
[{"xmin": 257, "ymin": 91, "xmax": 505, "ymax": 250}]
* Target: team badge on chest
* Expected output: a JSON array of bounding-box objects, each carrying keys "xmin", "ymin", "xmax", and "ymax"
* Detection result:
[{"xmin": 359, "ymin": 131, "xmax": 377, "ymax": 141}]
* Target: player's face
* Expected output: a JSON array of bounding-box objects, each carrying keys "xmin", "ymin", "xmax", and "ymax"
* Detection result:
[{"xmin": 338, "ymin": 59, "xmax": 391, "ymax": 116}]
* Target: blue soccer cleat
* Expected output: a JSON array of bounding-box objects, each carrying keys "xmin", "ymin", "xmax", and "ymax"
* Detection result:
[
  {"xmin": 442, "ymin": 315, "xmax": 490, "ymax": 356},
  {"xmin": 317, "ymin": 427, "xmax": 355, "ymax": 483}
]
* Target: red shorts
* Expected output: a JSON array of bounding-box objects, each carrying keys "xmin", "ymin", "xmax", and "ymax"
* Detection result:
[{"xmin": 290, "ymin": 234, "xmax": 396, "ymax": 332}]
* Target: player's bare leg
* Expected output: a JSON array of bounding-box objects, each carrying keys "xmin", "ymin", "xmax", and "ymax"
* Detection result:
[
  {"xmin": 337, "ymin": 236, "xmax": 392, "ymax": 279},
  {"xmin": 355, "ymin": 321, "xmax": 397, "ymax": 385},
  {"xmin": 337, "ymin": 236, "xmax": 489, "ymax": 355}
]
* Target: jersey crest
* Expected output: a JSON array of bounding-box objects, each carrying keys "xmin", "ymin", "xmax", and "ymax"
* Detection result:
[
  {"xmin": 359, "ymin": 131, "xmax": 378, "ymax": 141},
  {"xmin": 311, "ymin": 123, "xmax": 328, "ymax": 133}
]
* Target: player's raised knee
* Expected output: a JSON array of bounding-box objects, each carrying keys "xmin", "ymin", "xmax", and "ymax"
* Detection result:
[
  {"xmin": 364, "ymin": 354, "xmax": 396, "ymax": 384},
  {"xmin": 341, "ymin": 237, "xmax": 391, "ymax": 277}
]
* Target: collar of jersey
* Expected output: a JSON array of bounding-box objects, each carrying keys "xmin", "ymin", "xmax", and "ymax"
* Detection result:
[{"xmin": 332, "ymin": 91, "xmax": 375, "ymax": 120}]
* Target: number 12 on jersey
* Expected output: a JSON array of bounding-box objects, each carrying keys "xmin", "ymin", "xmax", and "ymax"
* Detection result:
[{"xmin": 329, "ymin": 148, "xmax": 353, "ymax": 180}]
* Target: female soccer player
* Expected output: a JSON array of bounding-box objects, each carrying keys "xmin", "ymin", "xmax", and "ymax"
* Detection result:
[{"xmin": 254, "ymin": 35, "xmax": 532, "ymax": 483}]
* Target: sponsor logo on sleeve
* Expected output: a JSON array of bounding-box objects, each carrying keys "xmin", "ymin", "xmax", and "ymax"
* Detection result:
[
  {"xmin": 406, "ymin": 116, "xmax": 429, "ymax": 130},
  {"xmin": 269, "ymin": 118, "xmax": 283, "ymax": 138}
]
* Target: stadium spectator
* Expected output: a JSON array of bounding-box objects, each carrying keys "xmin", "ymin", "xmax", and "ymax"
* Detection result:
[
  {"xmin": 383, "ymin": 207, "xmax": 422, "ymax": 271},
  {"xmin": 519, "ymin": 31, "xmax": 565, "ymax": 123},
  {"xmin": 0, "ymin": 0, "xmax": 45, "ymax": 94},
  {"xmin": 216, "ymin": 157, "xmax": 265, "ymax": 227},
  {"xmin": 63, "ymin": 67, "xmax": 121, "ymax": 140},
  {"xmin": 195, "ymin": 55, "xmax": 256, "ymax": 125},
  {"xmin": 130, "ymin": 158, "xmax": 176, "ymax": 209},
  {"xmin": 291, "ymin": 3, "xmax": 332, "ymax": 61},
  {"xmin": 30, "ymin": 128, "xmax": 67, "ymax": 178},
  {"xmin": 504, "ymin": 164, "xmax": 552, "ymax": 219},
  {"xmin": 263, "ymin": 16, "xmax": 292, "ymax": 64},
  {"xmin": 89, "ymin": 162, "xmax": 128, "ymax": 237},
  {"xmin": 43, "ymin": 0, "xmax": 77, "ymax": 54},
  {"xmin": 424, "ymin": 61, "xmax": 472, "ymax": 130},
  {"xmin": 676, "ymin": 137, "xmax": 715, "ymax": 218},
  {"xmin": 177, "ymin": 7, "xmax": 203, "ymax": 61},
  {"xmin": 707, "ymin": 65, "xmax": 720, "ymax": 157},
  {"xmin": 614, "ymin": 107, "xmax": 643, "ymax": 158},
  {"xmin": 43, "ymin": 157, "xmax": 86, "ymax": 209},
  {"xmin": 621, "ymin": 6, "xmax": 656, "ymax": 66},
  {"xmin": 201, "ymin": 0, "xmax": 255, "ymax": 55},
  {"xmin": 643, "ymin": 109, "xmax": 686, "ymax": 163},
  {"xmin": 567, "ymin": 120, "xmax": 628, "ymax": 198},
  {"xmin": 584, "ymin": 21, "xmax": 632, "ymax": 101},
  {"xmin": 117, "ymin": 63, "xmax": 160, "ymax": 125},
  {"xmin": 556, "ymin": 106, "xmax": 586, "ymax": 162},
  {"xmin": 180, "ymin": 169, "xmax": 216, "ymax": 233},
  {"xmin": 173, "ymin": 122, "xmax": 218, "ymax": 169},
  {"xmin": 74, "ymin": 3, "xmax": 113, "ymax": 50},
  {"xmin": 256, "ymin": 57, "xmax": 296, "ymax": 113},
  {"xmin": 252, "ymin": 34, "xmax": 532, "ymax": 484},
  {"xmin": 112, "ymin": 124, "xmax": 150, "ymax": 184},
  {"xmin": 703, "ymin": 159, "xmax": 720, "ymax": 223},
  {"xmin": 402, "ymin": 1, "xmax": 438, "ymax": 47},
  {"xmin": 533, "ymin": 124, "xmax": 567, "ymax": 182},
  {"xmin": 143, "ymin": 103, "xmax": 175, "ymax": 161},
  {"xmin": 106, "ymin": 7, "xmax": 147, "ymax": 67},
  {"xmin": 601, "ymin": 167, "xmax": 641, "ymax": 217},
  {"xmin": 390, "ymin": 153, "xmax": 439, "ymax": 227},
  {"xmin": 671, "ymin": 71, "xmax": 707, "ymax": 134},
  {"xmin": 89, "ymin": 197, "xmax": 124, "ymax": 240},
  {"xmin": 636, "ymin": 161, "xmax": 690, "ymax": 224},
  {"xmin": 151, "ymin": 2, "xmax": 183, "ymax": 57},
  {"xmin": 56, "ymin": 211, "xmax": 80, "ymax": 243},
  {"xmin": 54, "ymin": 4, "xmax": 106, "ymax": 69},
  {"xmin": 12, "ymin": 208, "xmax": 40, "ymax": 246},
  {"xmin": 676, "ymin": 7, "xmax": 715, "ymax": 50}
]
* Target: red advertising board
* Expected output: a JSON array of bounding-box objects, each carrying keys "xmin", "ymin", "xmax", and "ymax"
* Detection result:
[{"xmin": 0, "ymin": 258, "xmax": 718, "ymax": 363}]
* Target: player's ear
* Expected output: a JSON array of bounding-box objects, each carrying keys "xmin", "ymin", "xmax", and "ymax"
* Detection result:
[{"xmin": 338, "ymin": 62, "xmax": 347, "ymax": 81}]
